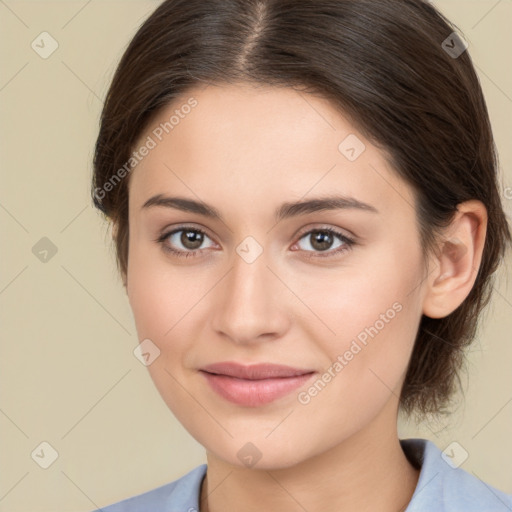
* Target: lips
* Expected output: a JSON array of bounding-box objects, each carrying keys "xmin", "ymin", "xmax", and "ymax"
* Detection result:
[
  {"xmin": 199, "ymin": 362, "xmax": 316, "ymax": 407},
  {"xmin": 200, "ymin": 361, "xmax": 315, "ymax": 379}
]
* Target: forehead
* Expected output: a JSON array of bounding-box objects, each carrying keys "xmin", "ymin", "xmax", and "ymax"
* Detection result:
[{"xmin": 128, "ymin": 83, "xmax": 415, "ymax": 219}]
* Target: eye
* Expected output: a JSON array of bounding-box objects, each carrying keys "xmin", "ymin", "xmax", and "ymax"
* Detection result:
[
  {"xmin": 292, "ymin": 227, "xmax": 355, "ymax": 259},
  {"xmin": 155, "ymin": 226, "xmax": 216, "ymax": 258}
]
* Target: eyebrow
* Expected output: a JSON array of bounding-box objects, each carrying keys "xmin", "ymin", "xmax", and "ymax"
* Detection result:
[{"xmin": 141, "ymin": 194, "xmax": 379, "ymax": 223}]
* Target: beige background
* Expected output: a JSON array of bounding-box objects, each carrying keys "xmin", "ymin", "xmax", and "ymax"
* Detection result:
[{"xmin": 1, "ymin": 1, "xmax": 511, "ymax": 511}]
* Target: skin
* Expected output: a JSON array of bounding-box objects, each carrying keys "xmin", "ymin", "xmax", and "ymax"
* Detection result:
[{"xmin": 120, "ymin": 82, "xmax": 487, "ymax": 512}]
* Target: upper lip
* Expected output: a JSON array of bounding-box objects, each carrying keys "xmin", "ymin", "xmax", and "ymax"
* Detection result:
[{"xmin": 200, "ymin": 362, "xmax": 315, "ymax": 380}]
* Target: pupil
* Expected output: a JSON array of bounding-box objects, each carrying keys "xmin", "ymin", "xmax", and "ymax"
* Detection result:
[
  {"xmin": 312, "ymin": 231, "xmax": 332, "ymax": 251},
  {"xmin": 182, "ymin": 230, "xmax": 203, "ymax": 249}
]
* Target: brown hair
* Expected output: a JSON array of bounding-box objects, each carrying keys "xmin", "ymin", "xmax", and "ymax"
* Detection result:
[{"xmin": 91, "ymin": 0, "xmax": 511, "ymax": 420}]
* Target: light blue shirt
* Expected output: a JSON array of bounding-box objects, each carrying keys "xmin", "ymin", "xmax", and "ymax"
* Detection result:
[{"xmin": 91, "ymin": 438, "xmax": 512, "ymax": 511}]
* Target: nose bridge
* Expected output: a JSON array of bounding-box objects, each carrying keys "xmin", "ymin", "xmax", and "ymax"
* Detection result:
[{"xmin": 211, "ymin": 238, "xmax": 285, "ymax": 343}]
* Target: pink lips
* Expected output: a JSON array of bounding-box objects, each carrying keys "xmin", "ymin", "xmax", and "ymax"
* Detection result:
[{"xmin": 200, "ymin": 362, "xmax": 316, "ymax": 407}]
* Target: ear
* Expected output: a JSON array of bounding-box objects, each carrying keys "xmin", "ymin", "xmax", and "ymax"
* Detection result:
[
  {"xmin": 111, "ymin": 222, "xmax": 128, "ymax": 290},
  {"xmin": 422, "ymin": 200, "xmax": 487, "ymax": 319},
  {"xmin": 111, "ymin": 221, "xmax": 118, "ymax": 241}
]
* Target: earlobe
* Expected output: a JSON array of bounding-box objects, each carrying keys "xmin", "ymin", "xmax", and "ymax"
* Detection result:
[{"xmin": 422, "ymin": 200, "xmax": 487, "ymax": 319}]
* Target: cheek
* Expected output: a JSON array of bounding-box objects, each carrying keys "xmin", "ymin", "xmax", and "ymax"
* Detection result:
[
  {"xmin": 126, "ymin": 248, "xmax": 204, "ymax": 417},
  {"xmin": 291, "ymin": 287, "xmax": 420, "ymax": 444},
  {"xmin": 295, "ymin": 243, "xmax": 423, "ymax": 394},
  {"xmin": 126, "ymin": 245, "xmax": 222, "ymax": 385},
  {"xmin": 296, "ymin": 246, "xmax": 420, "ymax": 340},
  {"xmin": 127, "ymin": 240, "xmax": 204, "ymax": 338},
  {"xmin": 127, "ymin": 266, "xmax": 173, "ymax": 341}
]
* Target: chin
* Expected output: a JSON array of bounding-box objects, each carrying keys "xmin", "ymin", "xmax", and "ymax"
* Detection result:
[{"xmin": 202, "ymin": 434, "xmax": 316, "ymax": 471}]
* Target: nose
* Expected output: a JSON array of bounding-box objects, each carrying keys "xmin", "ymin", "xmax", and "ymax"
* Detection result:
[{"xmin": 210, "ymin": 244, "xmax": 289, "ymax": 345}]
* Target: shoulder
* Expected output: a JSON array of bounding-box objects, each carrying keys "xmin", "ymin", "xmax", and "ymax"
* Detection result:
[
  {"xmin": 89, "ymin": 463, "xmax": 207, "ymax": 512},
  {"xmin": 401, "ymin": 438, "xmax": 512, "ymax": 512}
]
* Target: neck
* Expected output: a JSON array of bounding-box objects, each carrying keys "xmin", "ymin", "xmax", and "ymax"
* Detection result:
[{"xmin": 199, "ymin": 412, "xmax": 420, "ymax": 512}]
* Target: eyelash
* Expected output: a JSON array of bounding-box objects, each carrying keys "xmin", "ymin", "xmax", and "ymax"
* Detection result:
[{"xmin": 154, "ymin": 225, "xmax": 355, "ymax": 260}]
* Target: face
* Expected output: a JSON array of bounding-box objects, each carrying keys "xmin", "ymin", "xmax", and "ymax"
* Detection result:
[{"xmin": 125, "ymin": 82, "xmax": 428, "ymax": 469}]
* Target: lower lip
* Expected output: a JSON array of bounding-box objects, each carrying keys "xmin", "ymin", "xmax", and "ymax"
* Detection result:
[{"xmin": 200, "ymin": 371, "xmax": 316, "ymax": 407}]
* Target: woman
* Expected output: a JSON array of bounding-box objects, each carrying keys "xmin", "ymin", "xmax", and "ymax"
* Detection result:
[{"xmin": 90, "ymin": 0, "xmax": 512, "ymax": 510}]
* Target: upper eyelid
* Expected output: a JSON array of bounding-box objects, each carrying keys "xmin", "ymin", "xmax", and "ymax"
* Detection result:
[
  {"xmin": 160, "ymin": 224, "xmax": 217, "ymax": 245},
  {"xmin": 295, "ymin": 224, "xmax": 354, "ymax": 240}
]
